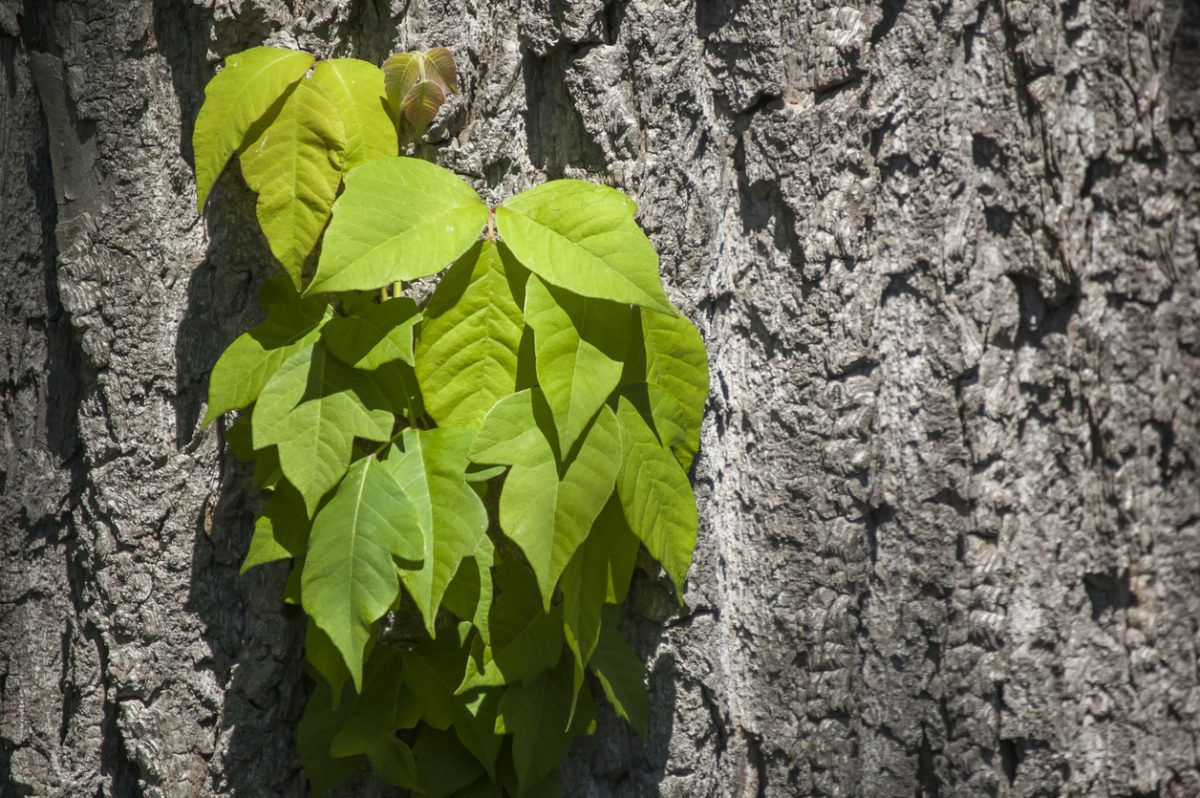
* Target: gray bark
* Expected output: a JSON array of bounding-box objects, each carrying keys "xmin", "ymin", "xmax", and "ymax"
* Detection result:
[{"xmin": 2, "ymin": 0, "xmax": 1198, "ymax": 796}]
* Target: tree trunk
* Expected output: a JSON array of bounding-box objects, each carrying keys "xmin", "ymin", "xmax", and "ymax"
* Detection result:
[{"xmin": 3, "ymin": 0, "xmax": 1198, "ymax": 796}]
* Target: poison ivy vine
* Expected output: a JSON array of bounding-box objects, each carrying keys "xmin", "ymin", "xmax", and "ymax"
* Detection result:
[{"xmin": 194, "ymin": 44, "xmax": 708, "ymax": 797}]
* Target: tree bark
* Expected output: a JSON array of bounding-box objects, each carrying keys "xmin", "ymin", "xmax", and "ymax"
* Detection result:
[{"xmin": 2, "ymin": 0, "xmax": 1198, "ymax": 796}]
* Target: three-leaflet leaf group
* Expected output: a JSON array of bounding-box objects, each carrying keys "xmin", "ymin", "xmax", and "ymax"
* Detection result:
[{"xmin": 195, "ymin": 44, "xmax": 708, "ymax": 797}]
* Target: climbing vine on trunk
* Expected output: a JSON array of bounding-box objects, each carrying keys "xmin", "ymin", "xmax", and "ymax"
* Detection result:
[{"xmin": 194, "ymin": 44, "xmax": 708, "ymax": 797}]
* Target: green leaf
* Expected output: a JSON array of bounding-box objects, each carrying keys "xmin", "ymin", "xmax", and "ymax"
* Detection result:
[
  {"xmin": 322, "ymin": 296, "xmax": 421, "ymax": 370},
  {"xmin": 442, "ymin": 539, "xmax": 495, "ymax": 646},
  {"xmin": 471, "ymin": 390, "xmax": 622, "ymax": 608},
  {"xmin": 298, "ymin": 679, "xmax": 362, "ymax": 797},
  {"xmin": 382, "ymin": 428, "xmax": 489, "ymax": 634},
  {"xmin": 240, "ymin": 76, "xmax": 346, "ymax": 288},
  {"xmin": 328, "ymin": 646, "xmax": 420, "ymax": 788},
  {"xmin": 524, "ymin": 275, "xmax": 633, "ymax": 451},
  {"xmin": 203, "ymin": 277, "xmax": 330, "ymax": 426},
  {"xmin": 496, "ymin": 180, "xmax": 673, "ymax": 314},
  {"xmin": 384, "ymin": 49, "xmax": 458, "ymax": 140},
  {"xmin": 459, "ymin": 561, "xmax": 563, "ymax": 691},
  {"xmin": 241, "ymin": 481, "xmax": 310, "ymax": 573},
  {"xmin": 301, "ymin": 455, "xmax": 424, "ymax": 688},
  {"xmin": 404, "ymin": 624, "xmax": 503, "ymax": 776},
  {"xmin": 193, "ymin": 46, "xmax": 314, "ymax": 212},
  {"xmin": 305, "ymin": 618, "xmax": 352, "ymax": 704},
  {"xmin": 614, "ymin": 395, "xmax": 697, "ymax": 599},
  {"xmin": 494, "ymin": 654, "xmax": 592, "ymax": 794},
  {"xmin": 252, "ymin": 342, "xmax": 394, "ymax": 514},
  {"xmin": 632, "ymin": 308, "xmax": 709, "ymax": 471},
  {"xmin": 415, "ymin": 241, "xmax": 526, "ymax": 430},
  {"xmin": 413, "ymin": 728, "xmax": 486, "ymax": 798},
  {"xmin": 308, "ymin": 157, "xmax": 488, "ymax": 293},
  {"xmin": 589, "ymin": 606, "xmax": 649, "ymax": 737},
  {"xmin": 310, "ymin": 58, "xmax": 396, "ymax": 170},
  {"xmin": 559, "ymin": 494, "xmax": 640, "ymax": 704}
]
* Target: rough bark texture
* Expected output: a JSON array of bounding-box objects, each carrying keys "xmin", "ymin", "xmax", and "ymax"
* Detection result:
[{"xmin": 2, "ymin": 0, "xmax": 1198, "ymax": 796}]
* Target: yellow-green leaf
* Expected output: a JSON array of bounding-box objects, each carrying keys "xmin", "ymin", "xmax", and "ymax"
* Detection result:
[
  {"xmin": 240, "ymin": 77, "xmax": 346, "ymax": 289},
  {"xmin": 193, "ymin": 46, "xmax": 314, "ymax": 212},
  {"xmin": 311, "ymin": 58, "xmax": 396, "ymax": 170}
]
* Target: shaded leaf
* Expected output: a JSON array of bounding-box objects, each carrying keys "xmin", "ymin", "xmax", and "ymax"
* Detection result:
[
  {"xmin": 589, "ymin": 605, "xmax": 649, "ymax": 736},
  {"xmin": 629, "ymin": 308, "xmax": 709, "ymax": 471},
  {"xmin": 298, "ymin": 679, "xmax": 361, "ymax": 797},
  {"xmin": 496, "ymin": 180, "xmax": 673, "ymax": 314},
  {"xmin": 193, "ymin": 46, "xmax": 313, "ymax": 212},
  {"xmin": 416, "ymin": 240, "xmax": 526, "ymax": 429},
  {"xmin": 309, "ymin": 157, "xmax": 488, "ymax": 293}
]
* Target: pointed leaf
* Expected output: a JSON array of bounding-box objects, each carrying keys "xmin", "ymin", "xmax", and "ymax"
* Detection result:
[
  {"xmin": 614, "ymin": 395, "xmax": 697, "ymax": 599},
  {"xmin": 403, "ymin": 624, "xmax": 503, "ymax": 775},
  {"xmin": 305, "ymin": 617, "xmax": 351, "ymax": 703},
  {"xmin": 590, "ymin": 606, "xmax": 649, "ymax": 736},
  {"xmin": 382, "ymin": 428, "xmax": 489, "ymax": 633},
  {"xmin": 413, "ymin": 728, "xmax": 487, "ymax": 798},
  {"xmin": 193, "ymin": 46, "xmax": 314, "ymax": 212},
  {"xmin": 524, "ymin": 275, "xmax": 633, "ymax": 451},
  {"xmin": 416, "ymin": 241, "xmax": 526, "ymax": 429},
  {"xmin": 424, "ymin": 47, "xmax": 459, "ymax": 92},
  {"xmin": 496, "ymin": 180, "xmax": 673, "ymax": 313},
  {"xmin": 301, "ymin": 455, "xmax": 424, "ymax": 688},
  {"xmin": 383, "ymin": 52, "xmax": 422, "ymax": 118},
  {"xmin": 309, "ymin": 157, "xmax": 488, "ymax": 293},
  {"xmin": 298, "ymin": 680, "xmax": 361, "ymax": 797},
  {"xmin": 240, "ymin": 77, "xmax": 345, "ymax": 287},
  {"xmin": 401, "ymin": 79, "xmax": 446, "ymax": 130},
  {"xmin": 471, "ymin": 391, "xmax": 621, "ymax": 607},
  {"xmin": 330, "ymin": 645, "xmax": 419, "ymax": 788},
  {"xmin": 241, "ymin": 481, "xmax": 310, "ymax": 573},
  {"xmin": 459, "ymin": 562, "xmax": 563, "ymax": 690},
  {"xmin": 560, "ymin": 494, "xmax": 640, "ymax": 703},
  {"xmin": 252, "ymin": 343, "xmax": 394, "ymax": 514},
  {"xmin": 495, "ymin": 655, "xmax": 591, "ymax": 793},
  {"xmin": 311, "ymin": 58, "xmax": 396, "ymax": 170},
  {"xmin": 633, "ymin": 308, "xmax": 709, "ymax": 471},
  {"xmin": 322, "ymin": 296, "xmax": 420, "ymax": 370},
  {"xmin": 441, "ymin": 538, "xmax": 495, "ymax": 646},
  {"xmin": 203, "ymin": 277, "xmax": 330, "ymax": 426}
]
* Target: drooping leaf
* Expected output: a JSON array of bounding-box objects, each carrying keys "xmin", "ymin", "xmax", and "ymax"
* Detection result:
[
  {"xmin": 301, "ymin": 455, "xmax": 424, "ymax": 688},
  {"xmin": 382, "ymin": 428, "xmax": 489, "ymax": 634},
  {"xmin": 308, "ymin": 157, "xmax": 488, "ymax": 294},
  {"xmin": 589, "ymin": 605, "xmax": 649, "ymax": 737},
  {"xmin": 240, "ymin": 76, "xmax": 346, "ymax": 288},
  {"xmin": 496, "ymin": 180, "xmax": 674, "ymax": 314},
  {"xmin": 470, "ymin": 390, "xmax": 622, "ymax": 608},
  {"xmin": 458, "ymin": 561, "xmax": 563, "ymax": 691},
  {"xmin": 629, "ymin": 308, "xmax": 709, "ymax": 471},
  {"xmin": 193, "ymin": 46, "xmax": 314, "ymax": 212},
  {"xmin": 203, "ymin": 277, "xmax": 330, "ymax": 426},
  {"xmin": 328, "ymin": 646, "xmax": 420, "ymax": 788},
  {"xmin": 298, "ymin": 679, "xmax": 362, "ymax": 797},
  {"xmin": 494, "ymin": 654, "xmax": 592, "ymax": 794},
  {"xmin": 524, "ymin": 275, "xmax": 633, "ymax": 451},
  {"xmin": 252, "ymin": 342, "xmax": 394, "ymax": 514},
  {"xmin": 241, "ymin": 481, "xmax": 310, "ymax": 573},
  {"xmin": 321, "ymin": 296, "xmax": 421, "ymax": 370},
  {"xmin": 441, "ymin": 538, "xmax": 495, "ymax": 646},
  {"xmin": 614, "ymin": 395, "xmax": 697, "ymax": 599},
  {"xmin": 399, "ymin": 79, "xmax": 446, "ymax": 130},
  {"xmin": 413, "ymin": 728, "xmax": 486, "ymax": 798},
  {"xmin": 403, "ymin": 623, "xmax": 503, "ymax": 776},
  {"xmin": 415, "ymin": 241, "xmax": 526, "ymax": 429},
  {"xmin": 311, "ymin": 58, "xmax": 396, "ymax": 170},
  {"xmin": 305, "ymin": 617, "xmax": 352, "ymax": 705},
  {"xmin": 559, "ymin": 494, "xmax": 640, "ymax": 704}
]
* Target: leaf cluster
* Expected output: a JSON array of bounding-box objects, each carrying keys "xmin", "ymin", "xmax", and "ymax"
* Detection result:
[{"xmin": 195, "ymin": 45, "xmax": 708, "ymax": 797}]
